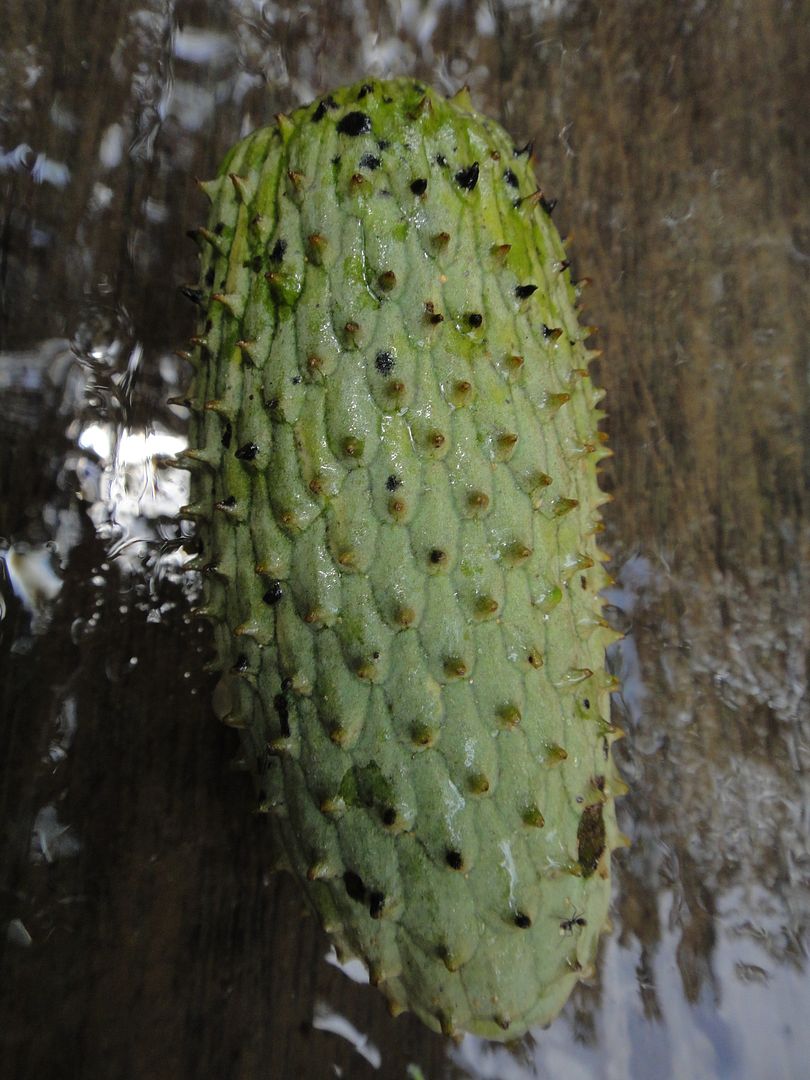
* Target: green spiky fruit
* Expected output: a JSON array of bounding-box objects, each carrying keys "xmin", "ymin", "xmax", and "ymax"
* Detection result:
[{"xmin": 182, "ymin": 77, "xmax": 625, "ymax": 1041}]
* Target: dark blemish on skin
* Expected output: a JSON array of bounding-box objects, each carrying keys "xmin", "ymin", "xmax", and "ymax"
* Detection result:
[
  {"xmin": 337, "ymin": 111, "xmax": 372, "ymax": 136},
  {"xmin": 446, "ymin": 850, "xmax": 463, "ymax": 870},
  {"xmin": 455, "ymin": 162, "xmax": 479, "ymax": 190},
  {"xmin": 291, "ymin": 375, "xmax": 302, "ymax": 384},
  {"xmin": 235, "ymin": 442, "xmax": 259, "ymax": 461},
  {"xmin": 410, "ymin": 178, "xmax": 428, "ymax": 195},
  {"xmin": 514, "ymin": 912, "xmax": 532, "ymax": 929},
  {"xmin": 219, "ymin": 495, "xmax": 236, "ymax": 509},
  {"xmin": 375, "ymin": 350, "xmax": 395, "ymax": 375},
  {"xmin": 204, "ymin": 267, "xmax": 215, "ymax": 286},
  {"xmin": 343, "ymin": 870, "xmax": 365, "ymax": 902},
  {"xmin": 270, "ymin": 238, "xmax": 287, "ymax": 262},
  {"xmin": 515, "ymin": 284, "xmax": 538, "ymax": 299},
  {"xmin": 233, "ymin": 654, "xmax": 248, "ymax": 672},
  {"xmin": 359, "ymin": 152, "xmax": 381, "ymax": 170},
  {"xmin": 467, "ymin": 313, "xmax": 483, "ymax": 327},
  {"xmin": 214, "ymin": 222, "xmax": 225, "ymax": 235},
  {"xmin": 386, "ymin": 475, "xmax": 401, "ymax": 491},
  {"xmin": 180, "ymin": 286, "xmax": 204, "ymax": 306},
  {"xmin": 221, "ymin": 422, "xmax": 232, "ymax": 449},
  {"xmin": 263, "ymin": 581, "xmax": 284, "ymax": 605},
  {"xmin": 503, "ymin": 168, "xmax": 518, "ymax": 187},
  {"xmin": 273, "ymin": 693, "xmax": 290, "ymax": 736},
  {"xmin": 311, "ymin": 96, "xmax": 337, "ymax": 123},
  {"xmin": 331, "ymin": 154, "xmax": 341, "ymax": 166},
  {"xmin": 369, "ymin": 891, "xmax": 385, "ymax": 918},
  {"xmin": 435, "ymin": 154, "xmax": 447, "ymax": 166},
  {"xmin": 377, "ymin": 139, "xmax": 390, "ymax": 150},
  {"xmin": 358, "ymin": 83, "xmax": 374, "ymax": 99}
]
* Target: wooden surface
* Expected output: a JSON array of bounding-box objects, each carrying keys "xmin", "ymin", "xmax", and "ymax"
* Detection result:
[{"xmin": 1, "ymin": 1, "xmax": 808, "ymax": 1078}]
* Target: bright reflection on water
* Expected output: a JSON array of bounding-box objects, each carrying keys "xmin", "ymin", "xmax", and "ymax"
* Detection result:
[{"xmin": 2, "ymin": 1, "xmax": 808, "ymax": 1078}]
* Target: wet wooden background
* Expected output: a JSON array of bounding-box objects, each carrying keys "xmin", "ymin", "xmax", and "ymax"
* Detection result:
[{"xmin": 2, "ymin": 1, "xmax": 808, "ymax": 1078}]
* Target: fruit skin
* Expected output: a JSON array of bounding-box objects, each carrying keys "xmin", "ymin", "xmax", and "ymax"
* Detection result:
[{"xmin": 181, "ymin": 77, "xmax": 625, "ymax": 1041}]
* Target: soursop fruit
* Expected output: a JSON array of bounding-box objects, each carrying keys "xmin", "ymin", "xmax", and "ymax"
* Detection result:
[{"xmin": 180, "ymin": 77, "xmax": 625, "ymax": 1041}]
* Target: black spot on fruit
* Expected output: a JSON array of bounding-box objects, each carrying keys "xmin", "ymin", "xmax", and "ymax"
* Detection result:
[
  {"xmin": 338, "ymin": 111, "xmax": 372, "ymax": 136},
  {"xmin": 467, "ymin": 312, "xmax": 483, "ymax": 327},
  {"xmin": 273, "ymin": 692, "xmax": 290, "ymax": 736},
  {"xmin": 311, "ymin": 96, "xmax": 337, "ymax": 123},
  {"xmin": 375, "ymin": 350, "xmax": 395, "ymax": 375},
  {"xmin": 369, "ymin": 891, "xmax": 385, "ymax": 918},
  {"xmin": 359, "ymin": 152, "xmax": 381, "ymax": 170},
  {"xmin": 180, "ymin": 286, "xmax": 204, "ymax": 306},
  {"xmin": 503, "ymin": 168, "xmax": 518, "ymax": 187},
  {"xmin": 446, "ymin": 850, "xmax": 463, "ymax": 870},
  {"xmin": 386, "ymin": 474, "xmax": 401, "ymax": 491},
  {"xmin": 455, "ymin": 162, "xmax": 479, "ymax": 190},
  {"xmin": 263, "ymin": 581, "xmax": 284, "ymax": 605},
  {"xmin": 269, "ymin": 238, "xmax": 287, "ymax": 262},
  {"xmin": 344, "ymin": 870, "xmax": 365, "ymax": 902},
  {"xmin": 514, "ymin": 912, "xmax": 532, "ymax": 929},
  {"xmin": 515, "ymin": 284, "xmax": 538, "ymax": 299},
  {"xmin": 221, "ymin": 421, "xmax": 232, "ymax": 449},
  {"xmin": 235, "ymin": 442, "xmax": 259, "ymax": 461},
  {"xmin": 410, "ymin": 177, "xmax": 428, "ymax": 195},
  {"xmin": 358, "ymin": 82, "xmax": 374, "ymax": 99}
]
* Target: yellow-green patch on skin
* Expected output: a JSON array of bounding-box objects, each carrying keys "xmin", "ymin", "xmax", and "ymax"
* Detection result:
[{"xmin": 186, "ymin": 77, "xmax": 623, "ymax": 1042}]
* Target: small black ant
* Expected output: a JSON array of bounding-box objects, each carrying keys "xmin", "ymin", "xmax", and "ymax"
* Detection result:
[{"xmin": 559, "ymin": 908, "xmax": 587, "ymax": 936}]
